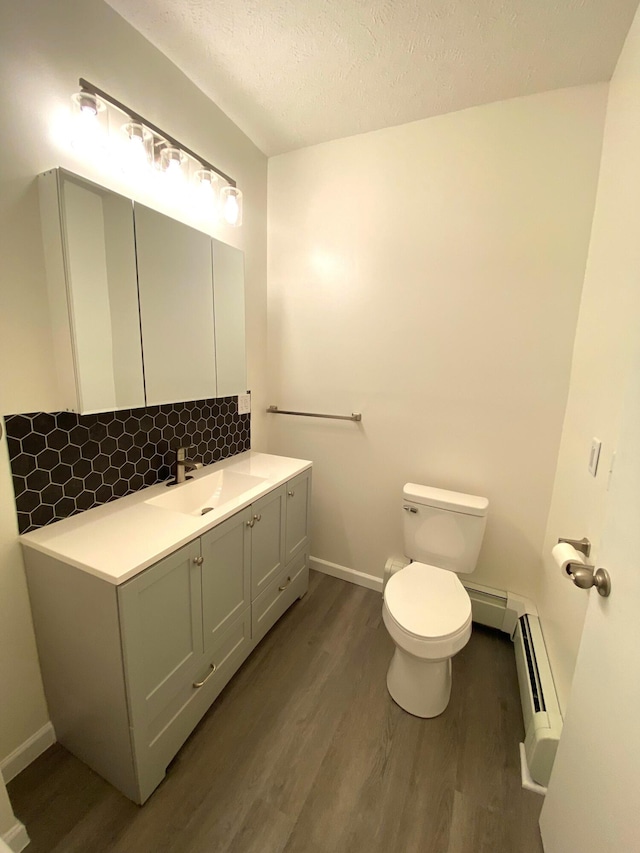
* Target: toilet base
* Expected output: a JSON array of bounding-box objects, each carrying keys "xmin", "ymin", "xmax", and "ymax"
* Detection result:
[{"xmin": 386, "ymin": 646, "xmax": 452, "ymax": 718}]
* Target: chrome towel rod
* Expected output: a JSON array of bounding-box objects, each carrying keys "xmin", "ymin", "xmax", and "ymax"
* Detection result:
[{"xmin": 267, "ymin": 406, "xmax": 362, "ymax": 422}]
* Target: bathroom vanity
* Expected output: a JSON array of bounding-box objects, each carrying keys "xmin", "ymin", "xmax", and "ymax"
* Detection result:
[{"xmin": 20, "ymin": 452, "xmax": 311, "ymax": 804}]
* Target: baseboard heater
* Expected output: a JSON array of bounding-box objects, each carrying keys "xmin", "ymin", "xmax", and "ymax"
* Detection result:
[{"xmin": 513, "ymin": 614, "xmax": 562, "ymax": 789}]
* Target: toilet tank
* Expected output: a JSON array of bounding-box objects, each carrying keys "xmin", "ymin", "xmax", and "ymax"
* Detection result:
[{"xmin": 402, "ymin": 483, "xmax": 489, "ymax": 574}]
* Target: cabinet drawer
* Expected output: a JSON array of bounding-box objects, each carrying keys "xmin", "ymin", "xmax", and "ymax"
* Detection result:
[
  {"xmin": 134, "ymin": 608, "xmax": 252, "ymax": 803},
  {"xmin": 252, "ymin": 551, "xmax": 308, "ymax": 646}
]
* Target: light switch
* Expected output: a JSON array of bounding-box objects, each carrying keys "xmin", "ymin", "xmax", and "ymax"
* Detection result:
[
  {"xmin": 237, "ymin": 393, "xmax": 251, "ymax": 414},
  {"xmin": 588, "ymin": 437, "xmax": 602, "ymax": 477}
]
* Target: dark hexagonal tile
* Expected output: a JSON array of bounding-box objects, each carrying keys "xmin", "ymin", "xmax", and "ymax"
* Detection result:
[
  {"xmin": 113, "ymin": 478, "xmax": 130, "ymax": 495},
  {"xmin": 42, "ymin": 483, "xmax": 64, "ymax": 505},
  {"xmin": 110, "ymin": 449, "xmax": 127, "ymax": 468},
  {"xmin": 31, "ymin": 504, "xmax": 55, "ymax": 527},
  {"xmin": 120, "ymin": 433, "xmax": 135, "ymax": 451},
  {"xmin": 22, "ymin": 432, "xmax": 47, "ymax": 455},
  {"xmin": 75, "ymin": 491, "xmax": 96, "ymax": 511},
  {"xmin": 102, "ymin": 468, "xmax": 120, "ymax": 486},
  {"xmin": 51, "ymin": 463, "xmax": 73, "ymax": 483},
  {"xmin": 124, "ymin": 416, "xmax": 140, "ymax": 435},
  {"xmin": 69, "ymin": 424, "xmax": 90, "ymax": 446},
  {"xmin": 16, "ymin": 490, "xmax": 40, "ymax": 513},
  {"xmin": 120, "ymin": 462, "xmax": 135, "ymax": 480},
  {"xmin": 153, "ymin": 412, "xmax": 168, "ymax": 428},
  {"xmin": 92, "ymin": 454, "xmax": 111, "ymax": 473},
  {"xmin": 55, "ymin": 412, "xmax": 78, "ymax": 431},
  {"xmin": 31, "ymin": 413, "xmax": 57, "ymax": 435},
  {"xmin": 5, "ymin": 415, "xmax": 32, "ymax": 440},
  {"xmin": 54, "ymin": 497, "xmax": 76, "ymax": 518},
  {"xmin": 11, "ymin": 453, "xmax": 36, "ymax": 477},
  {"xmin": 26, "ymin": 469, "xmax": 50, "ymax": 491},
  {"xmin": 65, "ymin": 478, "xmax": 84, "ymax": 498},
  {"xmin": 60, "ymin": 444, "xmax": 82, "ymax": 465},
  {"xmin": 129, "ymin": 473, "xmax": 144, "ymax": 491},
  {"xmin": 94, "ymin": 484, "xmax": 113, "ymax": 503},
  {"xmin": 100, "ymin": 435, "xmax": 118, "ymax": 456},
  {"xmin": 74, "ymin": 458, "xmax": 93, "ymax": 478},
  {"xmin": 107, "ymin": 419, "xmax": 126, "ymax": 438},
  {"xmin": 83, "ymin": 472, "xmax": 102, "ymax": 492},
  {"xmin": 47, "ymin": 430, "xmax": 72, "ymax": 452},
  {"xmin": 35, "ymin": 448, "xmax": 61, "ymax": 469}
]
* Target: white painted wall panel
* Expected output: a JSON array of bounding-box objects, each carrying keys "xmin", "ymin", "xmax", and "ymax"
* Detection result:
[{"xmin": 267, "ymin": 86, "xmax": 607, "ymax": 602}]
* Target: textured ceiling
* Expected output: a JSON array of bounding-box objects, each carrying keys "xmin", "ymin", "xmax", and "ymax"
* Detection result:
[{"xmin": 105, "ymin": 0, "xmax": 639, "ymax": 155}]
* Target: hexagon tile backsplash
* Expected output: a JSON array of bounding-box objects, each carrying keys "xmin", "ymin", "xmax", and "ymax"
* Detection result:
[{"xmin": 5, "ymin": 397, "xmax": 250, "ymax": 534}]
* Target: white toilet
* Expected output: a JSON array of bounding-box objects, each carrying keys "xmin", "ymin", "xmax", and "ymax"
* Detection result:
[{"xmin": 383, "ymin": 483, "xmax": 489, "ymax": 718}]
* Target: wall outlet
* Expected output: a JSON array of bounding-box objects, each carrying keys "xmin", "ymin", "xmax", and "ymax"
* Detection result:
[
  {"xmin": 238, "ymin": 393, "xmax": 251, "ymax": 414},
  {"xmin": 588, "ymin": 437, "xmax": 602, "ymax": 477}
]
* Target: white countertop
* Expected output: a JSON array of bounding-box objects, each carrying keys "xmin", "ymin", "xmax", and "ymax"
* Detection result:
[{"xmin": 20, "ymin": 451, "xmax": 312, "ymax": 585}]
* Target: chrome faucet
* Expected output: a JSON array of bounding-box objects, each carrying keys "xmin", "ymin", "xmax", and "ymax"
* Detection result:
[{"xmin": 172, "ymin": 445, "xmax": 203, "ymax": 485}]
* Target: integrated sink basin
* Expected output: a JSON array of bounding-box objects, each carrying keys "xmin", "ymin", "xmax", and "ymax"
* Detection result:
[{"xmin": 145, "ymin": 469, "xmax": 267, "ymax": 516}]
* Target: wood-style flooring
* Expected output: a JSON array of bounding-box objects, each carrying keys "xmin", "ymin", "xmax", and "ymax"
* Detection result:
[{"xmin": 8, "ymin": 571, "xmax": 543, "ymax": 853}]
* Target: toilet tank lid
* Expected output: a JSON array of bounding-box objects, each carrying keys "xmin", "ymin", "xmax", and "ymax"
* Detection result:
[{"xmin": 403, "ymin": 483, "xmax": 489, "ymax": 517}]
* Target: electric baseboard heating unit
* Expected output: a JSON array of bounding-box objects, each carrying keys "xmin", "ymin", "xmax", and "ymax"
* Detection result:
[{"xmin": 513, "ymin": 614, "xmax": 562, "ymax": 788}]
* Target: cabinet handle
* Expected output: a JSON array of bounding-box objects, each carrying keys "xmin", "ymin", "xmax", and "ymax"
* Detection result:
[
  {"xmin": 278, "ymin": 576, "xmax": 292, "ymax": 592},
  {"xmin": 287, "ymin": 490, "xmax": 295, "ymax": 497},
  {"xmin": 192, "ymin": 556, "xmax": 204, "ymax": 565},
  {"xmin": 246, "ymin": 518, "xmax": 255, "ymax": 528},
  {"xmin": 253, "ymin": 513, "xmax": 262, "ymax": 522},
  {"xmin": 193, "ymin": 663, "xmax": 216, "ymax": 688}
]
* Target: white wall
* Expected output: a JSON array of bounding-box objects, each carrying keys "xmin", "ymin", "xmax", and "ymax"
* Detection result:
[
  {"xmin": 0, "ymin": 0, "xmax": 267, "ymax": 764},
  {"xmin": 537, "ymin": 9, "xmax": 640, "ymax": 712},
  {"xmin": 267, "ymin": 86, "xmax": 607, "ymax": 599}
]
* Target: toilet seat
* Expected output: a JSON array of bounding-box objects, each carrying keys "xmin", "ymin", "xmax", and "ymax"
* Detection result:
[{"xmin": 383, "ymin": 562, "xmax": 472, "ymax": 660}]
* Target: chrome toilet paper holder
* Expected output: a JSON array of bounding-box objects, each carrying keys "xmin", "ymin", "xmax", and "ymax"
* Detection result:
[{"xmin": 557, "ymin": 536, "xmax": 611, "ymax": 597}]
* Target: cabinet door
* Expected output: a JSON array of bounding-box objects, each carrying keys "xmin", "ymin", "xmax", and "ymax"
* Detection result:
[
  {"xmin": 201, "ymin": 507, "xmax": 251, "ymax": 653},
  {"xmin": 134, "ymin": 203, "xmax": 217, "ymax": 405},
  {"xmin": 212, "ymin": 238, "xmax": 246, "ymax": 396},
  {"xmin": 251, "ymin": 485, "xmax": 287, "ymax": 598},
  {"xmin": 285, "ymin": 469, "xmax": 311, "ymax": 563},
  {"xmin": 40, "ymin": 169, "xmax": 145, "ymax": 413},
  {"xmin": 118, "ymin": 540, "xmax": 203, "ymax": 729}
]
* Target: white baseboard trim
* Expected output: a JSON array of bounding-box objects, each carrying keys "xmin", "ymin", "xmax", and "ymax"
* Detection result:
[
  {"xmin": 310, "ymin": 557, "xmax": 383, "ymax": 593},
  {"xmin": 2, "ymin": 819, "xmax": 30, "ymax": 853},
  {"xmin": 0, "ymin": 722, "xmax": 56, "ymax": 783}
]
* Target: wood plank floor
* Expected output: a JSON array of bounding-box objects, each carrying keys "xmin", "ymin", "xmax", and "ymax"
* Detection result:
[{"xmin": 8, "ymin": 571, "xmax": 544, "ymax": 853}]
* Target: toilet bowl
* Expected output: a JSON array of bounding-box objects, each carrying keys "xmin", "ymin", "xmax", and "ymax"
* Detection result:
[
  {"xmin": 382, "ymin": 483, "xmax": 488, "ymax": 718},
  {"xmin": 383, "ymin": 561, "xmax": 472, "ymax": 717}
]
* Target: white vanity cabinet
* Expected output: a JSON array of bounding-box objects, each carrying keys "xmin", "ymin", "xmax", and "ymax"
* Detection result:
[{"xmin": 23, "ymin": 466, "xmax": 311, "ymax": 804}]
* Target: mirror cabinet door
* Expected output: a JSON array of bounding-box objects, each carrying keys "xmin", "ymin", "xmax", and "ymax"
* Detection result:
[
  {"xmin": 212, "ymin": 239, "xmax": 247, "ymax": 397},
  {"xmin": 59, "ymin": 173, "xmax": 145, "ymax": 412},
  {"xmin": 134, "ymin": 204, "xmax": 217, "ymax": 406}
]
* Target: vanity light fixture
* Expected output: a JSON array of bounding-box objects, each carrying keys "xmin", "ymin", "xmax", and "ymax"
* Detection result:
[{"xmin": 70, "ymin": 79, "xmax": 243, "ymax": 226}]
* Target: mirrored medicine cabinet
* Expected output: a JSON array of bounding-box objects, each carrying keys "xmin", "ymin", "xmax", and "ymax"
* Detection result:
[{"xmin": 39, "ymin": 168, "xmax": 246, "ymax": 414}]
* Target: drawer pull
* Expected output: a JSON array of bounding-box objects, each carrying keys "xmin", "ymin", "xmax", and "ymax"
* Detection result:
[
  {"xmin": 278, "ymin": 576, "xmax": 292, "ymax": 592},
  {"xmin": 287, "ymin": 490, "xmax": 295, "ymax": 497},
  {"xmin": 192, "ymin": 556, "xmax": 204, "ymax": 565},
  {"xmin": 254, "ymin": 513, "xmax": 262, "ymax": 522},
  {"xmin": 193, "ymin": 663, "xmax": 216, "ymax": 688},
  {"xmin": 246, "ymin": 518, "xmax": 255, "ymax": 528}
]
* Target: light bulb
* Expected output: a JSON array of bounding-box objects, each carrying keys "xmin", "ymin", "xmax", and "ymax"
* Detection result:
[
  {"xmin": 220, "ymin": 186, "xmax": 243, "ymax": 227},
  {"xmin": 70, "ymin": 92, "xmax": 107, "ymax": 153},
  {"xmin": 160, "ymin": 146, "xmax": 186, "ymax": 176},
  {"xmin": 122, "ymin": 122, "xmax": 153, "ymax": 171}
]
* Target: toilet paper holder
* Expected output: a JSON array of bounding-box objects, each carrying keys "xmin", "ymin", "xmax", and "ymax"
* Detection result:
[
  {"xmin": 557, "ymin": 536, "xmax": 591, "ymax": 557},
  {"xmin": 557, "ymin": 536, "xmax": 611, "ymax": 597}
]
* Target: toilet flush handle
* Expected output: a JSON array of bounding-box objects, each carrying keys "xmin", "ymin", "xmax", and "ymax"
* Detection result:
[{"xmin": 403, "ymin": 505, "xmax": 418, "ymax": 514}]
